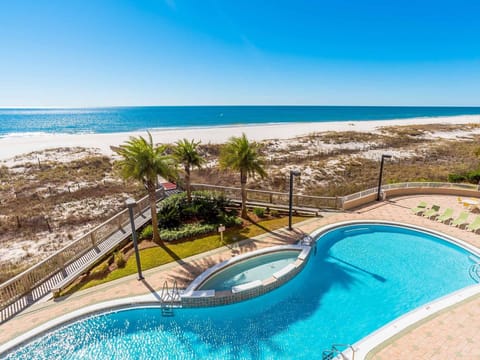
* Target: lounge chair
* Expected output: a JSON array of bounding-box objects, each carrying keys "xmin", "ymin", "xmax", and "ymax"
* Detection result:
[
  {"xmin": 452, "ymin": 211, "xmax": 469, "ymax": 228},
  {"xmin": 423, "ymin": 205, "xmax": 440, "ymax": 219},
  {"xmin": 467, "ymin": 216, "xmax": 480, "ymax": 233},
  {"xmin": 411, "ymin": 201, "xmax": 428, "ymax": 215},
  {"xmin": 437, "ymin": 208, "xmax": 454, "ymax": 224}
]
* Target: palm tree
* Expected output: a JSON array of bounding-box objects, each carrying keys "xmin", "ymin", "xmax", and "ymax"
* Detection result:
[
  {"xmin": 114, "ymin": 132, "xmax": 176, "ymax": 244},
  {"xmin": 173, "ymin": 138, "xmax": 205, "ymax": 203},
  {"xmin": 220, "ymin": 133, "xmax": 267, "ymax": 218}
]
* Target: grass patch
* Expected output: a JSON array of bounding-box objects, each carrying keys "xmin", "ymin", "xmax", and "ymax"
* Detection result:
[{"xmin": 62, "ymin": 215, "xmax": 308, "ymax": 295}]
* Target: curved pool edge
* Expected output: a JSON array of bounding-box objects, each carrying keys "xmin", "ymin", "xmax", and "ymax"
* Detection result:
[
  {"xmin": 308, "ymin": 219, "xmax": 480, "ymax": 360},
  {"xmin": 0, "ymin": 294, "xmax": 169, "ymax": 356},
  {"xmin": 181, "ymin": 244, "xmax": 311, "ymax": 307}
]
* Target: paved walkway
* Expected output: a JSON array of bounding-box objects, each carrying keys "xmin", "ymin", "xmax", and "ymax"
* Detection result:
[{"xmin": 1, "ymin": 194, "xmax": 480, "ymax": 359}]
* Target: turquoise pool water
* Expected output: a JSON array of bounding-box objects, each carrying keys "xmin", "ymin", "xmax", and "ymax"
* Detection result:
[
  {"xmin": 5, "ymin": 224, "xmax": 478, "ymax": 359},
  {"xmin": 199, "ymin": 250, "xmax": 299, "ymax": 291}
]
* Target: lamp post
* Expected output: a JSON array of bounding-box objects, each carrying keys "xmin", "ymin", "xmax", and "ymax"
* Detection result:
[
  {"xmin": 125, "ymin": 198, "xmax": 144, "ymax": 280},
  {"xmin": 289, "ymin": 169, "xmax": 301, "ymax": 230},
  {"xmin": 377, "ymin": 154, "xmax": 392, "ymax": 201}
]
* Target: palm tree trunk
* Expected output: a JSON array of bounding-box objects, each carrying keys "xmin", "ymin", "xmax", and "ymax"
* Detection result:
[
  {"xmin": 185, "ymin": 165, "xmax": 191, "ymax": 203},
  {"xmin": 240, "ymin": 170, "xmax": 247, "ymax": 218},
  {"xmin": 148, "ymin": 185, "xmax": 162, "ymax": 245}
]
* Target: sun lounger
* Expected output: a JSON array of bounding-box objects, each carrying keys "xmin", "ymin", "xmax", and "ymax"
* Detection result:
[
  {"xmin": 437, "ymin": 208, "xmax": 454, "ymax": 223},
  {"xmin": 467, "ymin": 216, "xmax": 480, "ymax": 233},
  {"xmin": 452, "ymin": 211, "xmax": 469, "ymax": 228},
  {"xmin": 411, "ymin": 201, "xmax": 428, "ymax": 215},
  {"xmin": 423, "ymin": 205, "xmax": 440, "ymax": 219}
]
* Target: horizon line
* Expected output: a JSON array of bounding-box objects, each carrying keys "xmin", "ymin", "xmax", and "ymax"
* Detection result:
[{"xmin": 2, "ymin": 104, "xmax": 480, "ymax": 109}]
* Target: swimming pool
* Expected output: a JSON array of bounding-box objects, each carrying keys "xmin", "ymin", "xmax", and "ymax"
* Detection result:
[
  {"xmin": 198, "ymin": 250, "xmax": 299, "ymax": 291},
  {"xmin": 4, "ymin": 222, "xmax": 479, "ymax": 359}
]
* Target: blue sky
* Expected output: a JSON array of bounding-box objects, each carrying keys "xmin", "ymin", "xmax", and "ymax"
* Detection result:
[{"xmin": 1, "ymin": 0, "xmax": 480, "ymax": 107}]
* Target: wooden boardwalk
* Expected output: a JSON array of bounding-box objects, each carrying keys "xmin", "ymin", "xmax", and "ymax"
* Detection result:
[{"xmin": 0, "ymin": 189, "xmax": 181, "ymax": 324}]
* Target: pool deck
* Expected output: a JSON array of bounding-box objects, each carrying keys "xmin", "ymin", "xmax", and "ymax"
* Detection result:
[{"xmin": 1, "ymin": 194, "xmax": 480, "ymax": 359}]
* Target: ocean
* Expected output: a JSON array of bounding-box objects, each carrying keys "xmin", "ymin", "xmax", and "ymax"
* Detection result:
[{"xmin": 1, "ymin": 106, "xmax": 480, "ymax": 137}]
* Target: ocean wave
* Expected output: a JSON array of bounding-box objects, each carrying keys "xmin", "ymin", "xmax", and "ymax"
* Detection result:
[{"xmin": 0, "ymin": 130, "xmax": 95, "ymax": 139}]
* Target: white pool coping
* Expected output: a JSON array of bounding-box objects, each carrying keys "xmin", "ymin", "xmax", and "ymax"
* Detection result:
[
  {"xmin": 273, "ymin": 263, "xmax": 296, "ymax": 279},
  {"xmin": 309, "ymin": 220, "xmax": 480, "ymax": 360},
  {"xmin": 232, "ymin": 280, "xmax": 263, "ymax": 293},
  {"xmin": 182, "ymin": 244, "xmax": 308, "ymax": 296}
]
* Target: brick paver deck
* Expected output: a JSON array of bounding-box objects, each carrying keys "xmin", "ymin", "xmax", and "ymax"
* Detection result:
[{"xmin": 1, "ymin": 194, "xmax": 480, "ymax": 359}]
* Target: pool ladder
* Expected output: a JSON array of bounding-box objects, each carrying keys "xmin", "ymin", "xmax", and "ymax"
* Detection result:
[
  {"xmin": 160, "ymin": 280, "xmax": 181, "ymax": 317},
  {"xmin": 322, "ymin": 344, "xmax": 355, "ymax": 360}
]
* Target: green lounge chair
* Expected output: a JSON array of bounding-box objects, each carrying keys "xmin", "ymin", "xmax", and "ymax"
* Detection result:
[
  {"xmin": 423, "ymin": 205, "xmax": 440, "ymax": 219},
  {"xmin": 467, "ymin": 216, "xmax": 480, "ymax": 233},
  {"xmin": 411, "ymin": 201, "xmax": 428, "ymax": 215},
  {"xmin": 437, "ymin": 208, "xmax": 454, "ymax": 224},
  {"xmin": 452, "ymin": 211, "xmax": 469, "ymax": 228}
]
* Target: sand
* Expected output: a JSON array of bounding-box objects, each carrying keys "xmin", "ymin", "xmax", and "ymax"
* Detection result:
[{"xmin": 1, "ymin": 115, "xmax": 479, "ymax": 161}]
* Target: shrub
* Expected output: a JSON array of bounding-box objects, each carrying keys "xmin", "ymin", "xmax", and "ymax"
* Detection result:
[
  {"xmin": 448, "ymin": 170, "xmax": 480, "ymax": 184},
  {"xmin": 91, "ymin": 262, "xmax": 109, "ymax": 278},
  {"xmin": 221, "ymin": 214, "xmax": 243, "ymax": 227},
  {"xmin": 160, "ymin": 223, "xmax": 217, "ymax": 242},
  {"xmin": 448, "ymin": 173, "xmax": 467, "ymax": 183},
  {"xmin": 114, "ymin": 251, "xmax": 126, "ymax": 268},
  {"xmin": 270, "ymin": 209, "xmax": 280, "ymax": 217},
  {"xmin": 253, "ymin": 207, "xmax": 265, "ymax": 218},
  {"xmin": 158, "ymin": 204, "xmax": 181, "ymax": 229},
  {"xmin": 157, "ymin": 190, "xmax": 232, "ymax": 227},
  {"xmin": 139, "ymin": 225, "xmax": 153, "ymax": 240},
  {"xmin": 467, "ymin": 169, "xmax": 480, "ymax": 183}
]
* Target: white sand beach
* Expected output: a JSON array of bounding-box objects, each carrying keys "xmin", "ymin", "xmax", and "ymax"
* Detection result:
[{"xmin": 1, "ymin": 115, "xmax": 479, "ymax": 161}]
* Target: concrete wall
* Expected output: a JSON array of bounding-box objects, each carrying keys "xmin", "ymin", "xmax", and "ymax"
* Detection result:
[{"xmin": 343, "ymin": 187, "xmax": 480, "ymax": 211}]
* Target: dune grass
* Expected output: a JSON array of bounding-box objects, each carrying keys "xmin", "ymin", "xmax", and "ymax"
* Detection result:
[{"xmin": 62, "ymin": 215, "xmax": 308, "ymax": 295}]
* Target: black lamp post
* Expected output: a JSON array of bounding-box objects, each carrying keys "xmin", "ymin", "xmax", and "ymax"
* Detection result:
[
  {"xmin": 377, "ymin": 154, "xmax": 392, "ymax": 201},
  {"xmin": 125, "ymin": 198, "xmax": 144, "ymax": 280},
  {"xmin": 289, "ymin": 169, "xmax": 301, "ymax": 230}
]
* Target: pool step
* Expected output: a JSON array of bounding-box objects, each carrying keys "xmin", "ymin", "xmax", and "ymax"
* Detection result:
[
  {"xmin": 161, "ymin": 307, "xmax": 174, "ymax": 317},
  {"xmin": 469, "ymin": 263, "xmax": 480, "ymax": 283}
]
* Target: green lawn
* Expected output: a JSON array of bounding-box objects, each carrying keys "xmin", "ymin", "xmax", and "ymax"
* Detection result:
[{"xmin": 62, "ymin": 215, "xmax": 308, "ymax": 295}]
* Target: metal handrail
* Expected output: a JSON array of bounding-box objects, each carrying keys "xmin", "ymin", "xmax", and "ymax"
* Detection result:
[{"xmin": 322, "ymin": 343, "xmax": 355, "ymax": 360}]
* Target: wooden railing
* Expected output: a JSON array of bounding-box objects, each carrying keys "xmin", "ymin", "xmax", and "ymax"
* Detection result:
[
  {"xmin": 191, "ymin": 183, "xmax": 341, "ymax": 209},
  {"xmin": 0, "ymin": 192, "xmax": 155, "ymax": 309}
]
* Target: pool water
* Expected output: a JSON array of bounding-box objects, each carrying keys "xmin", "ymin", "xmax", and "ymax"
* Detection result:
[
  {"xmin": 199, "ymin": 250, "xmax": 299, "ymax": 291},
  {"xmin": 5, "ymin": 224, "xmax": 478, "ymax": 359}
]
